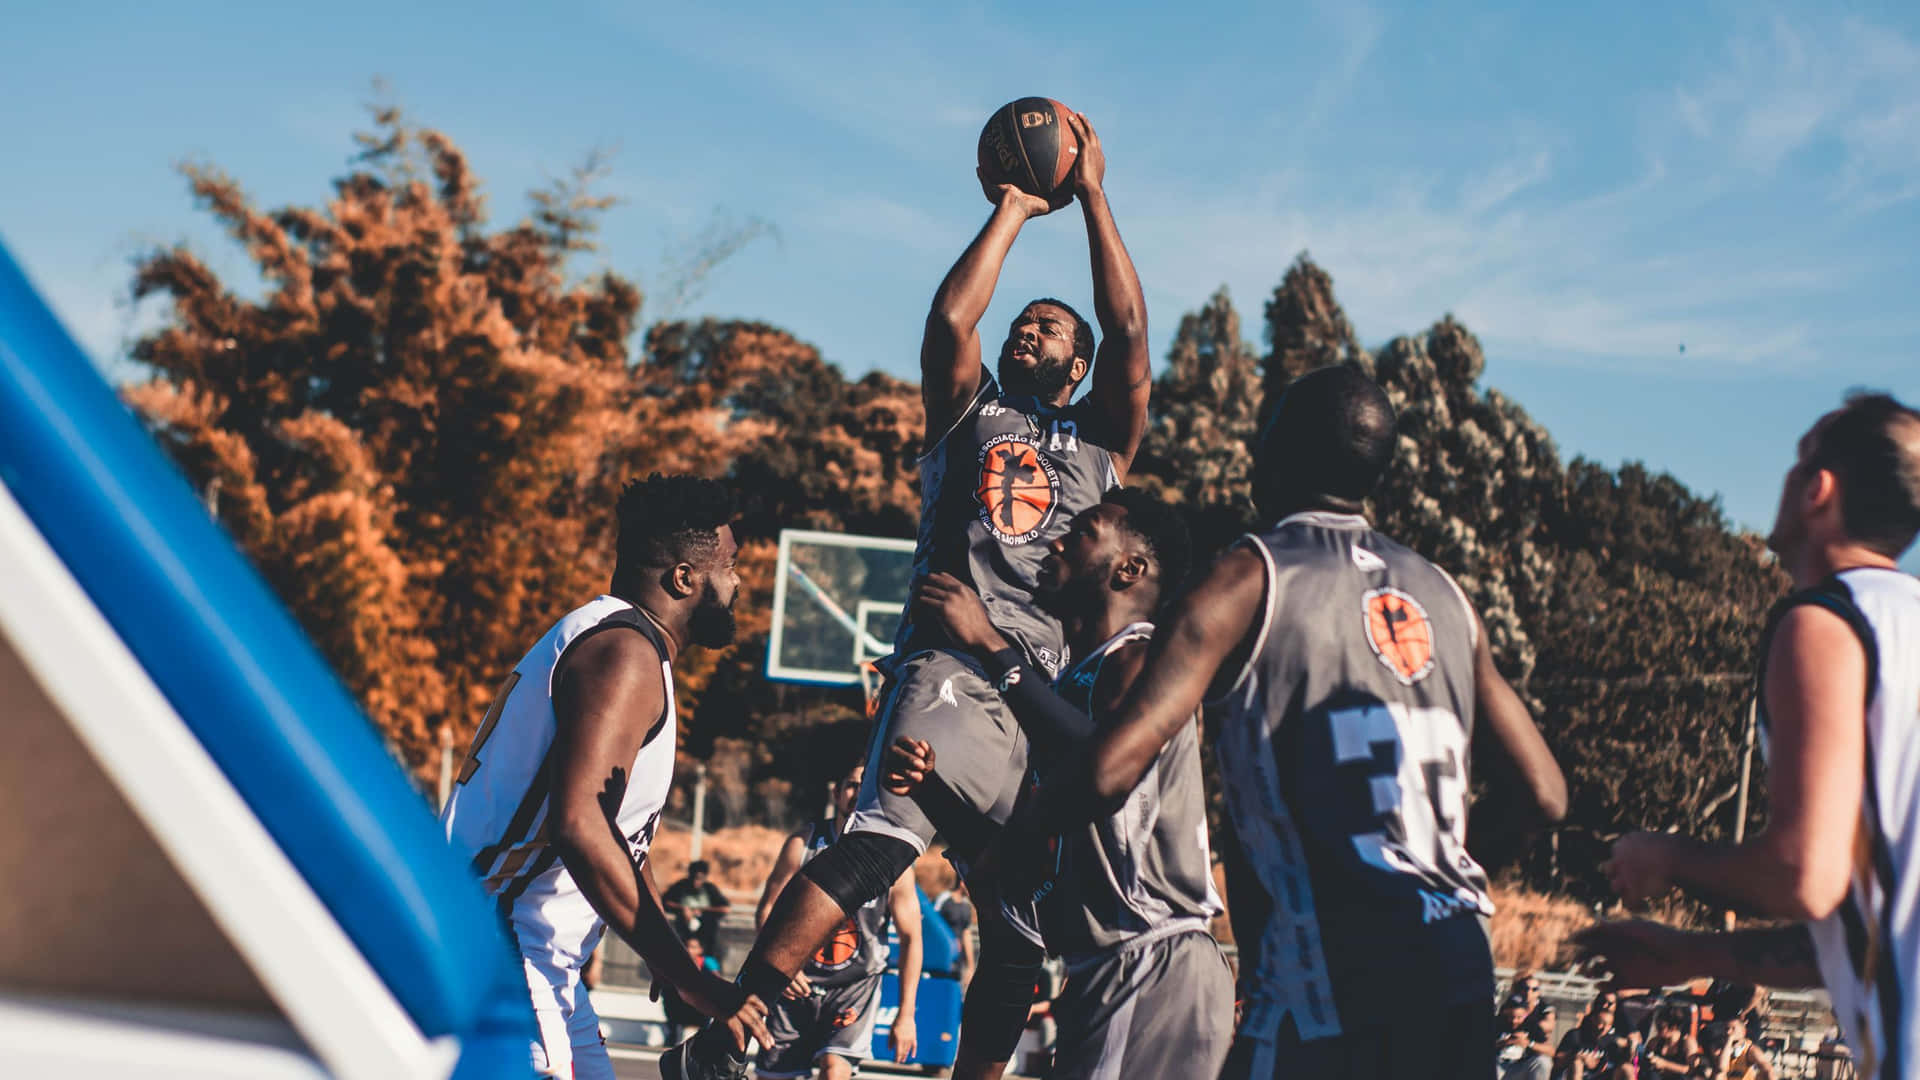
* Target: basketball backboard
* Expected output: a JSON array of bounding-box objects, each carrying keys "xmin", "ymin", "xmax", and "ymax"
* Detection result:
[{"xmin": 767, "ymin": 529, "xmax": 917, "ymax": 686}]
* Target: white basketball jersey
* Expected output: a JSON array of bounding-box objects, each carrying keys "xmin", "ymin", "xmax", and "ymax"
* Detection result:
[
  {"xmin": 440, "ymin": 595, "xmax": 679, "ymax": 970},
  {"xmin": 1762, "ymin": 567, "xmax": 1920, "ymax": 1080}
]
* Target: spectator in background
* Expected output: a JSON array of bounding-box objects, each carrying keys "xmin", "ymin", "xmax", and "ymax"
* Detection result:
[
  {"xmin": 1557, "ymin": 992, "xmax": 1623, "ymax": 1079},
  {"xmin": 660, "ymin": 936, "xmax": 724, "ymax": 1041},
  {"xmin": 1640, "ymin": 1006, "xmax": 1699, "ymax": 1077},
  {"xmin": 662, "ymin": 860, "xmax": 732, "ymax": 966},
  {"xmin": 1704, "ymin": 1016, "xmax": 1774, "ymax": 1080},
  {"xmin": 930, "ymin": 879, "xmax": 976, "ymax": 988},
  {"xmin": 1500, "ymin": 994, "xmax": 1556, "ymax": 1079}
]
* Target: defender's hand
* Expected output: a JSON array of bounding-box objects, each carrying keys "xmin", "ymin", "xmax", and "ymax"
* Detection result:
[
  {"xmin": 702, "ymin": 984, "xmax": 773, "ymax": 1053},
  {"xmin": 891, "ymin": 1012, "xmax": 919, "ymax": 1062},
  {"xmin": 1570, "ymin": 919, "xmax": 1705, "ymax": 991},
  {"xmin": 1066, "ymin": 111, "xmax": 1105, "ymax": 195},
  {"xmin": 884, "ymin": 736, "xmax": 937, "ymax": 795},
  {"xmin": 782, "ymin": 971, "xmax": 812, "ymax": 1001},
  {"xmin": 1602, "ymin": 832, "xmax": 1678, "ymax": 907},
  {"xmin": 978, "ymin": 168, "xmax": 1069, "ymax": 218},
  {"xmin": 912, "ymin": 572, "xmax": 1006, "ymax": 655}
]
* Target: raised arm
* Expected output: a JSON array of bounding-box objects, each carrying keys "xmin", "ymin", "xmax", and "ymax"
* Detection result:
[
  {"xmin": 548, "ymin": 630, "xmax": 768, "ymax": 1040},
  {"xmin": 1470, "ymin": 611, "xmax": 1567, "ymax": 823},
  {"xmin": 922, "ymin": 181, "xmax": 1061, "ymax": 448},
  {"xmin": 1066, "ymin": 113, "xmax": 1151, "ymax": 479}
]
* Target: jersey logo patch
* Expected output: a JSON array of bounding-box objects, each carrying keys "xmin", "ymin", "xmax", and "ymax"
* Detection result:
[
  {"xmin": 813, "ymin": 914, "xmax": 862, "ymax": 972},
  {"xmin": 1351, "ymin": 545, "xmax": 1386, "ymax": 572},
  {"xmin": 937, "ymin": 678, "xmax": 958, "ymax": 708},
  {"xmin": 1362, "ymin": 588, "xmax": 1436, "ymax": 684},
  {"xmin": 975, "ymin": 434, "xmax": 1060, "ymax": 544}
]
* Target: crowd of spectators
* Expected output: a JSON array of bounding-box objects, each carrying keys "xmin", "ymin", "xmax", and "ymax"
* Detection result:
[{"xmin": 1497, "ymin": 972, "xmax": 1781, "ymax": 1080}]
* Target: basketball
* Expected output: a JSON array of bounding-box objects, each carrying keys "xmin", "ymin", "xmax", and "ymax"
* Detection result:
[{"xmin": 977, "ymin": 97, "xmax": 1081, "ymax": 199}]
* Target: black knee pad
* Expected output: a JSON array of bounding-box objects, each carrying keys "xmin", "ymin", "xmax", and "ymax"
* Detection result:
[
  {"xmin": 798, "ymin": 831, "xmax": 919, "ymax": 914},
  {"xmin": 960, "ymin": 926, "xmax": 1046, "ymax": 1062}
]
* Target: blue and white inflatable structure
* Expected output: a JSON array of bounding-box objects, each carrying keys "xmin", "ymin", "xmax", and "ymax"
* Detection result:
[{"xmin": 0, "ymin": 241, "xmax": 532, "ymax": 1076}]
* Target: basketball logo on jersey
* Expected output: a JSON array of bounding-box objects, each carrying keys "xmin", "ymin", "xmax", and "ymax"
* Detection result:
[
  {"xmin": 1361, "ymin": 588, "xmax": 1436, "ymax": 684},
  {"xmin": 975, "ymin": 434, "xmax": 1060, "ymax": 544},
  {"xmin": 813, "ymin": 914, "xmax": 862, "ymax": 972}
]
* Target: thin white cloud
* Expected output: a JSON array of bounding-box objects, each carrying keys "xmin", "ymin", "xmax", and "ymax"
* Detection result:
[{"xmin": 1666, "ymin": 14, "xmax": 1920, "ymax": 210}]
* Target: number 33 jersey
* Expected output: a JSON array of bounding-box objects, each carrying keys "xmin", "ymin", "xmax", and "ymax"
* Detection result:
[
  {"xmin": 1216, "ymin": 512, "xmax": 1492, "ymax": 1044},
  {"xmin": 440, "ymin": 595, "xmax": 678, "ymax": 970}
]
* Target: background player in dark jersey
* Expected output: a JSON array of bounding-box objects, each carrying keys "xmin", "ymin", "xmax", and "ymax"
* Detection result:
[
  {"xmin": 750, "ymin": 763, "xmax": 922, "ymax": 1080},
  {"xmin": 886, "ymin": 488, "xmax": 1234, "ymax": 1080},
  {"xmin": 988, "ymin": 366, "xmax": 1567, "ymax": 1080},
  {"xmin": 665, "ymin": 111, "xmax": 1151, "ymax": 1080}
]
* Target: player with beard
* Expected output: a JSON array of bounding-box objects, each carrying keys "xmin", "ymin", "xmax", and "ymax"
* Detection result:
[
  {"xmin": 665, "ymin": 111, "xmax": 1152, "ymax": 1080},
  {"xmin": 440, "ymin": 473, "xmax": 772, "ymax": 1079},
  {"xmin": 885, "ymin": 488, "xmax": 1235, "ymax": 1080}
]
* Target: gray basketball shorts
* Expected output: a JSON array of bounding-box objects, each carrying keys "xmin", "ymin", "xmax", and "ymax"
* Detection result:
[
  {"xmin": 843, "ymin": 649, "xmax": 1030, "ymax": 856},
  {"xmin": 1049, "ymin": 927, "xmax": 1235, "ymax": 1080},
  {"xmin": 754, "ymin": 970, "xmax": 884, "ymax": 1077}
]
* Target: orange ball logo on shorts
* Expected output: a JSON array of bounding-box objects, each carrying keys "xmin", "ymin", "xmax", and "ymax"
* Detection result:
[
  {"xmin": 813, "ymin": 914, "xmax": 862, "ymax": 971},
  {"xmin": 1362, "ymin": 588, "xmax": 1435, "ymax": 685},
  {"xmin": 976, "ymin": 434, "xmax": 1060, "ymax": 544}
]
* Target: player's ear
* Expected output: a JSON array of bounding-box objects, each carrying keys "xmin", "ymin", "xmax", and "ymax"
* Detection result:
[
  {"xmin": 1071, "ymin": 355, "xmax": 1090, "ymax": 384},
  {"xmin": 667, "ymin": 561, "xmax": 698, "ymax": 598},
  {"xmin": 1113, "ymin": 552, "xmax": 1148, "ymax": 587}
]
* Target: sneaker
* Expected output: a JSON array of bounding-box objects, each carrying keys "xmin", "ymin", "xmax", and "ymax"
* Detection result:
[{"xmin": 658, "ymin": 1035, "xmax": 747, "ymax": 1080}]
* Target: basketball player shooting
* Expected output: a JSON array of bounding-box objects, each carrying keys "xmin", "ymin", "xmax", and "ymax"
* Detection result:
[
  {"xmin": 663, "ymin": 109, "xmax": 1151, "ymax": 1080},
  {"xmin": 439, "ymin": 474, "xmax": 772, "ymax": 1079}
]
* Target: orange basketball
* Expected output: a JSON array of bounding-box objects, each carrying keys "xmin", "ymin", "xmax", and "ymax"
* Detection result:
[
  {"xmin": 977, "ymin": 439, "xmax": 1056, "ymax": 538},
  {"xmin": 813, "ymin": 915, "xmax": 860, "ymax": 969},
  {"xmin": 1364, "ymin": 589, "xmax": 1434, "ymax": 682}
]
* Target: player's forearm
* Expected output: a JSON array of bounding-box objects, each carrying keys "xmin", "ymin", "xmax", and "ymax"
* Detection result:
[
  {"xmin": 1667, "ymin": 835, "xmax": 1831, "ymax": 920},
  {"xmin": 929, "ymin": 204, "xmax": 1027, "ymax": 336},
  {"xmin": 1716, "ymin": 925, "xmax": 1824, "ymax": 988},
  {"xmin": 1079, "ymin": 188, "xmax": 1145, "ymax": 344},
  {"xmin": 980, "ymin": 648, "xmax": 1097, "ymax": 761},
  {"xmin": 555, "ymin": 834, "xmax": 702, "ymax": 989},
  {"xmin": 897, "ymin": 932, "xmax": 922, "ymax": 1016}
]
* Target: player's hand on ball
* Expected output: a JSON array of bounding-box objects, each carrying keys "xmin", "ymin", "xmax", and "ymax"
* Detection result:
[
  {"xmin": 1602, "ymin": 831, "xmax": 1678, "ymax": 906},
  {"xmin": 884, "ymin": 736, "xmax": 936, "ymax": 795},
  {"xmin": 1065, "ymin": 112, "xmax": 1104, "ymax": 195},
  {"xmin": 913, "ymin": 572, "xmax": 1005, "ymax": 654},
  {"xmin": 1570, "ymin": 919, "xmax": 1703, "ymax": 990},
  {"xmin": 891, "ymin": 1012, "xmax": 918, "ymax": 1062},
  {"xmin": 685, "ymin": 973, "xmax": 773, "ymax": 1050},
  {"xmin": 782, "ymin": 971, "xmax": 812, "ymax": 1000},
  {"xmin": 977, "ymin": 167, "xmax": 1063, "ymax": 219}
]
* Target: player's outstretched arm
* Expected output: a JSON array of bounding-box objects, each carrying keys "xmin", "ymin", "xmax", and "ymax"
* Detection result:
[
  {"xmin": 1602, "ymin": 606, "xmax": 1865, "ymax": 917},
  {"xmin": 1023, "ymin": 545, "xmax": 1266, "ymax": 828},
  {"xmin": 548, "ymin": 630, "xmax": 769, "ymax": 1043},
  {"xmin": 922, "ymin": 180, "xmax": 1061, "ymax": 449},
  {"xmin": 887, "ymin": 869, "xmax": 923, "ymax": 1063},
  {"xmin": 1067, "ymin": 113, "xmax": 1151, "ymax": 480},
  {"xmin": 1470, "ymin": 613, "xmax": 1567, "ymax": 824}
]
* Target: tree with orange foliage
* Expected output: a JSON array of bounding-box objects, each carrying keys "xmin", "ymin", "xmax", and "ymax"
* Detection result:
[{"xmin": 125, "ymin": 105, "xmax": 740, "ymax": 774}]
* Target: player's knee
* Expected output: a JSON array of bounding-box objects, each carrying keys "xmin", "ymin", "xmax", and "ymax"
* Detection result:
[{"xmin": 799, "ymin": 832, "xmax": 919, "ymax": 914}]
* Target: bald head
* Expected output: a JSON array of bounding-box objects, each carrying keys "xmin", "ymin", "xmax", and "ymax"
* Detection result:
[
  {"xmin": 1805, "ymin": 391, "xmax": 1920, "ymax": 559},
  {"xmin": 1253, "ymin": 365, "xmax": 1397, "ymax": 520}
]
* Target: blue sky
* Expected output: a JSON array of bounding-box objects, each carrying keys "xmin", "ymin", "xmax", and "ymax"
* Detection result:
[{"xmin": 4, "ymin": 1, "xmax": 1916, "ymax": 570}]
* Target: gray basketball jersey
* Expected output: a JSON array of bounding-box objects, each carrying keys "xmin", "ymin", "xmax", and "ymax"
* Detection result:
[
  {"xmin": 1003, "ymin": 623, "xmax": 1223, "ymax": 962},
  {"xmin": 796, "ymin": 818, "xmax": 893, "ymax": 987},
  {"xmin": 1215, "ymin": 512, "xmax": 1492, "ymax": 1043},
  {"xmin": 897, "ymin": 367, "xmax": 1119, "ymax": 677}
]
